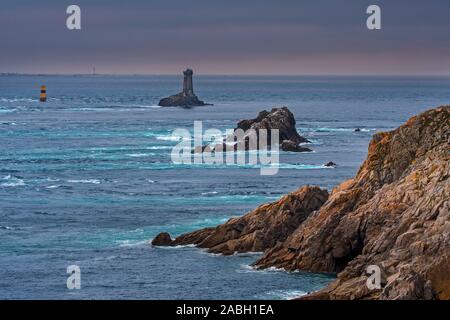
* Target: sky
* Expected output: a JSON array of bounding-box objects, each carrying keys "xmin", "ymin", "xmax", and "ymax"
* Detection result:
[{"xmin": 1, "ymin": 0, "xmax": 450, "ymax": 75}]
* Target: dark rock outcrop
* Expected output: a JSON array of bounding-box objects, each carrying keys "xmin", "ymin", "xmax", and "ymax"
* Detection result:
[
  {"xmin": 196, "ymin": 107, "xmax": 311, "ymax": 153},
  {"xmin": 151, "ymin": 232, "xmax": 173, "ymax": 246},
  {"xmin": 324, "ymin": 161, "xmax": 337, "ymax": 167},
  {"xmin": 281, "ymin": 140, "xmax": 312, "ymax": 152},
  {"xmin": 151, "ymin": 186, "xmax": 329, "ymax": 255},
  {"xmin": 158, "ymin": 69, "xmax": 211, "ymax": 107}
]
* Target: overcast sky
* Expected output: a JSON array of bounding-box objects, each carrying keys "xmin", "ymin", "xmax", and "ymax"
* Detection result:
[{"xmin": 1, "ymin": 0, "xmax": 450, "ymax": 75}]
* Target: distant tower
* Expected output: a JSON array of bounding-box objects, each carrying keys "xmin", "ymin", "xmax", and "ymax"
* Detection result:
[
  {"xmin": 93, "ymin": 66, "xmax": 96, "ymax": 75},
  {"xmin": 182, "ymin": 69, "xmax": 194, "ymax": 96}
]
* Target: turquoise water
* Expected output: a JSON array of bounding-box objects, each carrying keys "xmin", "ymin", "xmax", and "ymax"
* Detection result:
[{"xmin": 1, "ymin": 75, "xmax": 450, "ymax": 299}]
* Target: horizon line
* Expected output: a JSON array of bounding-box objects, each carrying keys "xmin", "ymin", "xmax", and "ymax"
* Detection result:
[{"xmin": 2, "ymin": 72, "xmax": 450, "ymax": 77}]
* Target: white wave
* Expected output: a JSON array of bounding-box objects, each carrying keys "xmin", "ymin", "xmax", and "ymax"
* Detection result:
[
  {"xmin": 145, "ymin": 146, "xmax": 172, "ymax": 150},
  {"xmin": 0, "ymin": 98, "xmax": 38, "ymax": 103},
  {"xmin": 260, "ymin": 289, "xmax": 308, "ymax": 300},
  {"xmin": 299, "ymin": 127, "xmax": 376, "ymax": 133},
  {"xmin": 155, "ymin": 244, "xmax": 197, "ymax": 250},
  {"xmin": 201, "ymin": 191, "xmax": 219, "ymax": 195},
  {"xmin": 1, "ymin": 180, "xmax": 25, "ymax": 187},
  {"xmin": 67, "ymin": 179, "xmax": 101, "ymax": 184},
  {"xmin": 117, "ymin": 239, "xmax": 148, "ymax": 247},
  {"xmin": 135, "ymin": 105, "xmax": 161, "ymax": 109},
  {"xmin": 1, "ymin": 175, "xmax": 25, "ymax": 187},
  {"xmin": 156, "ymin": 135, "xmax": 191, "ymax": 141},
  {"xmin": 126, "ymin": 153, "xmax": 153, "ymax": 157},
  {"xmin": 45, "ymin": 185, "xmax": 60, "ymax": 189}
]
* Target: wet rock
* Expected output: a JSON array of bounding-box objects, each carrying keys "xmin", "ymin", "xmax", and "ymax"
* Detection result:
[
  {"xmin": 324, "ymin": 161, "xmax": 337, "ymax": 167},
  {"xmin": 151, "ymin": 232, "xmax": 173, "ymax": 246},
  {"xmin": 281, "ymin": 140, "xmax": 312, "ymax": 152}
]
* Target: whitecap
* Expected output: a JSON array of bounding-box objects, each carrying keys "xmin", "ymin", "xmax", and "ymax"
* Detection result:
[
  {"xmin": 117, "ymin": 239, "xmax": 148, "ymax": 247},
  {"xmin": 67, "ymin": 179, "xmax": 101, "ymax": 184},
  {"xmin": 0, "ymin": 98, "xmax": 38, "ymax": 103},
  {"xmin": 45, "ymin": 185, "xmax": 60, "ymax": 189},
  {"xmin": 299, "ymin": 127, "xmax": 376, "ymax": 133},
  {"xmin": 154, "ymin": 244, "xmax": 197, "ymax": 250},
  {"xmin": 126, "ymin": 153, "xmax": 153, "ymax": 157},
  {"xmin": 1, "ymin": 176, "xmax": 25, "ymax": 187},
  {"xmin": 201, "ymin": 191, "xmax": 219, "ymax": 195},
  {"xmin": 135, "ymin": 105, "xmax": 161, "ymax": 109},
  {"xmin": 145, "ymin": 146, "xmax": 172, "ymax": 150},
  {"xmin": 258, "ymin": 289, "xmax": 308, "ymax": 300},
  {"xmin": 155, "ymin": 135, "xmax": 191, "ymax": 142}
]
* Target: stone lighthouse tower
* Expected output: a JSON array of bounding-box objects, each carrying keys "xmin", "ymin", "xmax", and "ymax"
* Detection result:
[
  {"xmin": 183, "ymin": 69, "xmax": 194, "ymax": 96},
  {"xmin": 158, "ymin": 68, "xmax": 211, "ymax": 107}
]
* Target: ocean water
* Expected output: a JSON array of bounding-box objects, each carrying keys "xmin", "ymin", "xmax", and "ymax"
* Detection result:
[{"xmin": 1, "ymin": 75, "xmax": 450, "ymax": 300}]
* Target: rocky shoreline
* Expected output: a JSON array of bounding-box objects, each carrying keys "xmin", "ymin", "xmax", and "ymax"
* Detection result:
[{"xmin": 152, "ymin": 106, "xmax": 450, "ymax": 300}]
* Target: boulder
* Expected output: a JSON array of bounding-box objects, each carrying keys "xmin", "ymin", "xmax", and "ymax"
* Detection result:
[{"xmin": 151, "ymin": 232, "xmax": 173, "ymax": 246}]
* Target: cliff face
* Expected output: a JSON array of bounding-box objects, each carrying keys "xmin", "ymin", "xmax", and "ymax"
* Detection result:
[
  {"xmin": 151, "ymin": 106, "xmax": 450, "ymax": 300},
  {"xmin": 256, "ymin": 106, "xmax": 450, "ymax": 299}
]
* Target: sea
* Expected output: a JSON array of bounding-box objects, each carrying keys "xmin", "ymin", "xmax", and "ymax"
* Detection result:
[{"xmin": 1, "ymin": 75, "xmax": 450, "ymax": 299}]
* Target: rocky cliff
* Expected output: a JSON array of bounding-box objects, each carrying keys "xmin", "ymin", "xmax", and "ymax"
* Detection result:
[
  {"xmin": 151, "ymin": 106, "xmax": 450, "ymax": 300},
  {"xmin": 256, "ymin": 106, "xmax": 450, "ymax": 300}
]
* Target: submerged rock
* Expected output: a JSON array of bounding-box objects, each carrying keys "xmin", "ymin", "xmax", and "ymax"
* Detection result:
[
  {"xmin": 324, "ymin": 161, "xmax": 337, "ymax": 167},
  {"xmin": 158, "ymin": 69, "xmax": 211, "ymax": 107}
]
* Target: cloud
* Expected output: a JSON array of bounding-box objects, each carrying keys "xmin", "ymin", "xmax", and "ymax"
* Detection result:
[{"xmin": 1, "ymin": 0, "xmax": 450, "ymax": 74}]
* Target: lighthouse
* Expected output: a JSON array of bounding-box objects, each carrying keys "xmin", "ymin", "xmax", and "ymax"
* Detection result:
[
  {"xmin": 158, "ymin": 69, "xmax": 211, "ymax": 107},
  {"xmin": 183, "ymin": 69, "xmax": 194, "ymax": 96}
]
